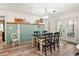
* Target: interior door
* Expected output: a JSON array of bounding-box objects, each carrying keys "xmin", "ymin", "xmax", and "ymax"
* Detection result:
[{"xmin": 66, "ymin": 19, "xmax": 78, "ymax": 43}]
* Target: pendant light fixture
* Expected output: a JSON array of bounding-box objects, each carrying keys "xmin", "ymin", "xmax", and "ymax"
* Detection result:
[
  {"xmin": 40, "ymin": 8, "xmax": 48, "ymax": 23},
  {"xmin": 42, "ymin": 8, "xmax": 48, "ymax": 19}
]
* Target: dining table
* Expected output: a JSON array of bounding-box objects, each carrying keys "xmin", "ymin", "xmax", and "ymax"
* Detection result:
[{"xmin": 32, "ymin": 35, "xmax": 45, "ymax": 55}]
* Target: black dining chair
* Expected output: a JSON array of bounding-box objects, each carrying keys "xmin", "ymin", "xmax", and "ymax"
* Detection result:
[
  {"xmin": 42, "ymin": 33, "xmax": 52, "ymax": 55},
  {"xmin": 49, "ymin": 32, "xmax": 60, "ymax": 52},
  {"xmin": 53, "ymin": 32, "xmax": 60, "ymax": 49},
  {"xmin": 34, "ymin": 31, "xmax": 40, "ymax": 37},
  {"xmin": 33, "ymin": 31, "xmax": 40, "ymax": 49}
]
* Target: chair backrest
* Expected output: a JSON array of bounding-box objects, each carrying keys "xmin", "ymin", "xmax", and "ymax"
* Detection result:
[
  {"xmin": 33, "ymin": 31, "xmax": 40, "ymax": 36},
  {"xmin": 42, "ymin": 31, "xmax": 48, "ymax": 36},
  {"xmin": 54, "ymin": 32, "xmax": 60, "ymax": 43},
  {"xmin": 42, "ymin": 30, "xmax": 47, "ymax": 34},
  {"xmin": 48, "ymin": 33, "xmax": 53, "ymax": 41},
  {"xmin": 11, "ymin": 33, "xmax": 18, "ymax": 40},
  {"xmin": 48, "ymin": 33, "xmax": 53, "ymax": 37},
  {"xmin": 44, "ymin": 33, "xmax": 52, "ymax": 45}
]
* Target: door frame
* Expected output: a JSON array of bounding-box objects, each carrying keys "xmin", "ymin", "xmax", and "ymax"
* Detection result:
[{"xmin": 0, "ymin": 20, "xmax": 5, "ymax": 42}]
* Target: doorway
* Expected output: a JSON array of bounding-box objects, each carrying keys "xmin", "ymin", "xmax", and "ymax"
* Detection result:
[{"xmin": 0, "ymin": 17, "xmax": 5, "ymax": 48}]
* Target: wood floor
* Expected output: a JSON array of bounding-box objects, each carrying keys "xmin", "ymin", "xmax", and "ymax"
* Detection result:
[{"xmin": 0, "ymin": 41, "xmax": 77, "ymax": 56}]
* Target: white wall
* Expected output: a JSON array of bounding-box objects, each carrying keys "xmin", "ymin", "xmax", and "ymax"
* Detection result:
[{"xmin": 0, "ymin": 10, "xmax": 40, "ymax": 23}]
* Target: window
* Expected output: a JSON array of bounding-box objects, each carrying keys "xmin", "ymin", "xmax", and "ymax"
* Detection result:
[
  {"xmin": 56, "ymin": 20, "xmax": 62, "ymax": 35},
  {"xmin": 67, "ymin": 19, "xmax": 74, "ymax": 37},
  {"xmin": 0, "ymin": 16, "xmax": 5, "ymax": 32},
  {"xmin": 0, "ymin": 22, "xmax": 3, "ymax": 32}
]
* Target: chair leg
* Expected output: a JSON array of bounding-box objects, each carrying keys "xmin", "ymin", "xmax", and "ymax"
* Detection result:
[
  {"xmin": 18, "ymin": 41, "xmax": 20, "ymax": 45},
  {"xmin": 12, "ymin": 42, "xmax": 15, "ymax": 48},
  {"xmin": 45, "ymin": 48, "xmax": 47, "ymax": 56},
  {"xmin": 53, "ymin": 44, "xmax": 55, "ymax": 51},
  {"xmin": 35, "ymin": 39, "xmax": 36, "ymax": 46},
  {"xmin": 50, "ymin": 45, "xmax": 52, "ymax": 53},
  {"xmin": 57, "ymin": 43, "xmax": 59, "ymax": 49},
  {"xmin": 37, "ymin": 43, "xmax": 40, "ymax": 50}
]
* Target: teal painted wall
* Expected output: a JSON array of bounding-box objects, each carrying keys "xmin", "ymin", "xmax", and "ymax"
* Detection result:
[
  {"xmin": 20, "ymin": 24, "xmax": 36, "ymax": 43},
  {"xmin": 6, "ymin": 23, "xmax": 44, "ymax": 45}
]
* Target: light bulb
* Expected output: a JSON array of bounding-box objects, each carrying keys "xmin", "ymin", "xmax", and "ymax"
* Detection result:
[{"xmin": 42, "ymin": 15, "xmax": 48, "ymax": 19}]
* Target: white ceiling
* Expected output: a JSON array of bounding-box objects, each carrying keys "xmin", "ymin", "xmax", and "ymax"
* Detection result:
[{"xmin": 0, "ymin": 3, "xmax": 79, "ymax": 16}]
